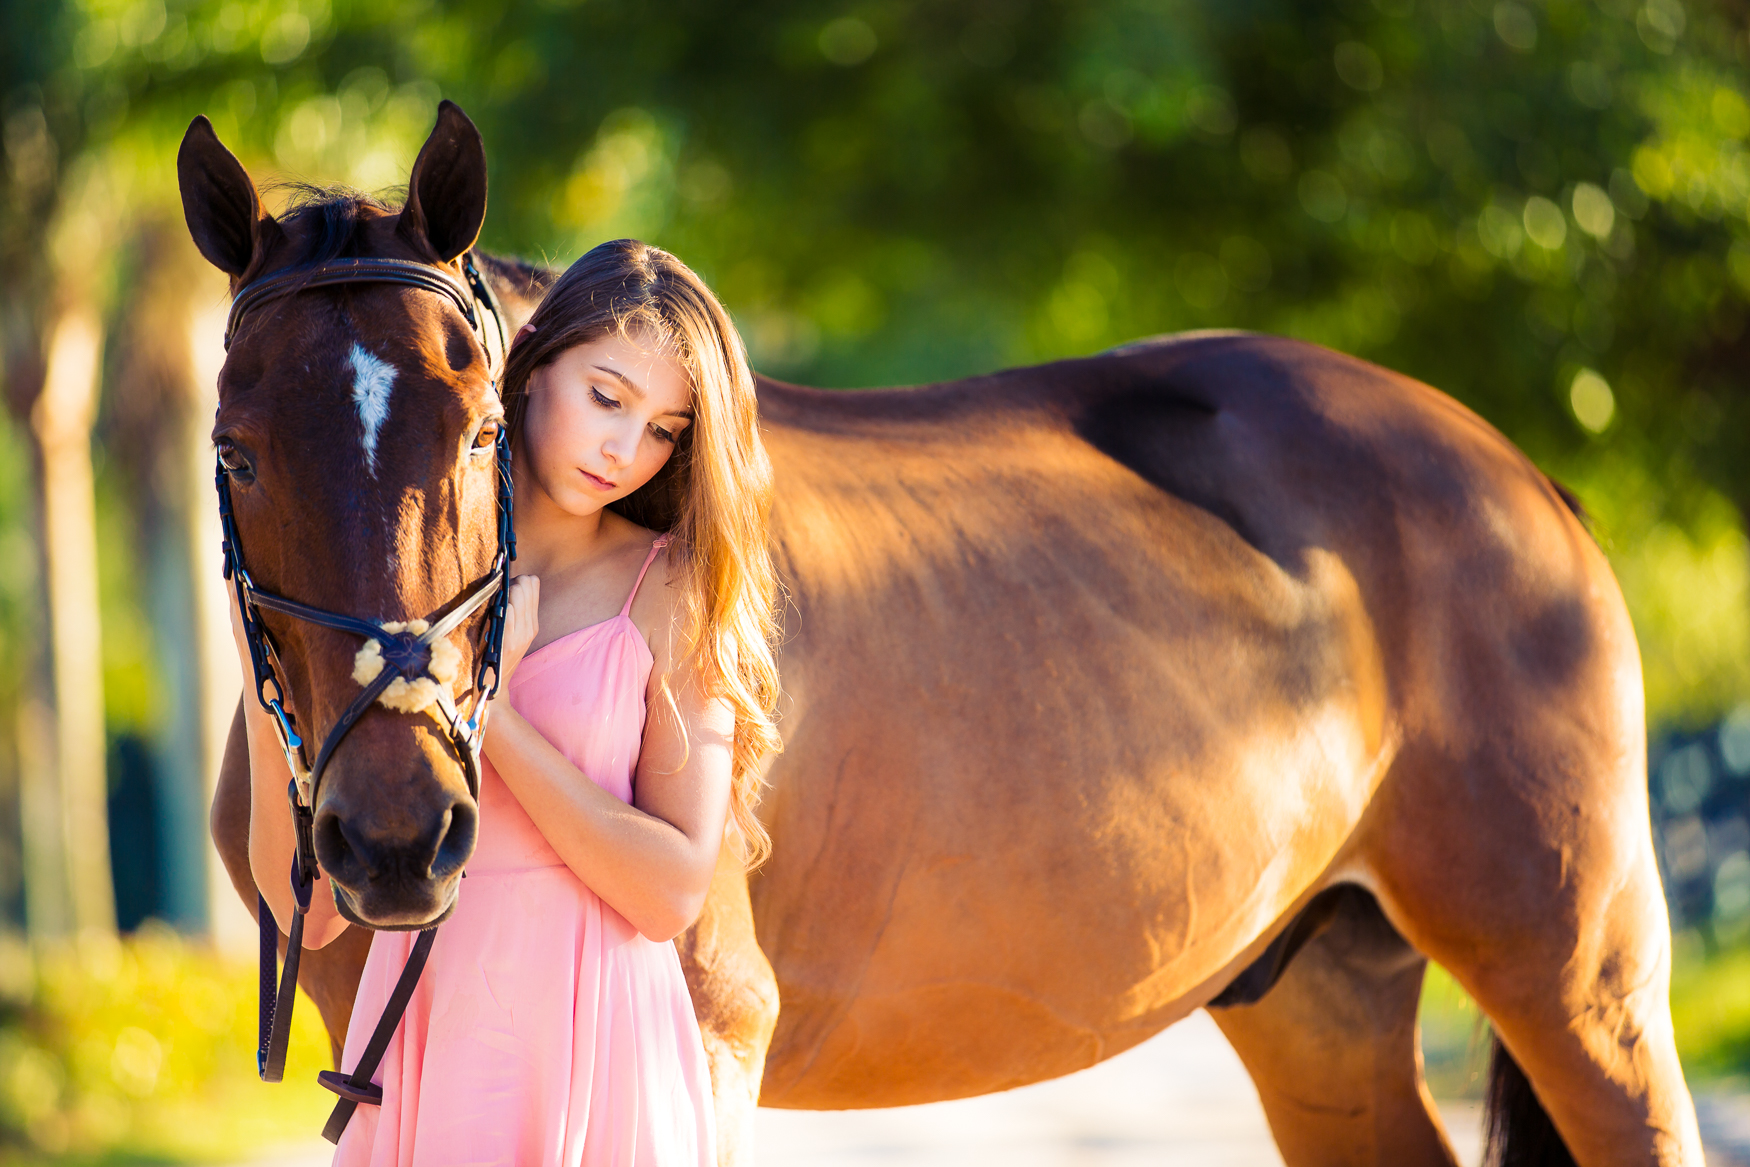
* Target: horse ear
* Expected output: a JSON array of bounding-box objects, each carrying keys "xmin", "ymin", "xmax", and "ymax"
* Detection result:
[
  {"xmin": 397, "ymin": 100, "xmax": 487, "ymax": 263},
  {"xmin": 178, "ymin": 115, "xmax": 279, "ymax": 277}
]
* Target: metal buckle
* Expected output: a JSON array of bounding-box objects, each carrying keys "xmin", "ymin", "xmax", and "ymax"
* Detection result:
[{"xmin": 266, "ymin": 698, "xmax": 302, "ymax": 752}]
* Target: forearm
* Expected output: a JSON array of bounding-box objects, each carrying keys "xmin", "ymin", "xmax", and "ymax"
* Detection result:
[
  {"xmin": 484, "ymin": 704, "xmax": 717, "ymax": 940},
  {"xmin": 240, "ymin": 695, "xmax": 348, "ymax": 948}
]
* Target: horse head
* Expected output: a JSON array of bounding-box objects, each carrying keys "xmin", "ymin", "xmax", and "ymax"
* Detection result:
[{"xmin": 179, "ymin": 102, "xmax": 505, "ymax": 930}]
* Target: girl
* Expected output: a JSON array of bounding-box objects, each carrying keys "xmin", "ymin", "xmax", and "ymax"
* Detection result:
[{"xmin": 237, "ymin": 239, "xmax": 782, "ymax": 1165}]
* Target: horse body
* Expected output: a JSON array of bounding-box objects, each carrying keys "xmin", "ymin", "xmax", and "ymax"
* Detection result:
[
  {"xmin": 754, "ymin": 339, "xmax": 1397, "ymax": 1103},
  {"xmin": 733, "ymin": 333, "xmax": 1696, "ymax": 1163},
  {"xmin": 185, "ymin": 104, "xmax": 1699, "ymax": 1166}
]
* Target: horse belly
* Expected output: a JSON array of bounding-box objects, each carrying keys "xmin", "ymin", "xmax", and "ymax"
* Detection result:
[
  {"xmin": 755, "ymin": 726, "xmax": 1375, "ymax": 1106},
  {"xmin": 755, "ymin": 566, "xmax": 1388, "ymax": 1108}
]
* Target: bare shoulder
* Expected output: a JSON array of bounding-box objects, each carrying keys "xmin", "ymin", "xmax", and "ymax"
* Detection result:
[{"xmin": 627, "ymin": 534, "xmax": 685, "ymax": 663}]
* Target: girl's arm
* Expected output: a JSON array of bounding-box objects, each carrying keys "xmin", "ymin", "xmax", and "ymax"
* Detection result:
[
  {"xmin": 483, "ymin": 569, "xmax": 734, "ymax": 943},
  {"xmin": 229, "ymin": 595, "xmax": 350, "ymax": 948}
]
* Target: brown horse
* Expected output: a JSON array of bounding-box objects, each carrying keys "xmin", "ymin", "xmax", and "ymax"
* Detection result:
[{"xmin": 183, "ymin": 105, "xmax": 1700, "ymax": 1165}]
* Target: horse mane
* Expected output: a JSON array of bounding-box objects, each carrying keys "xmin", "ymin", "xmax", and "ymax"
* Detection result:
[
  {"xmin": 475, "ymin": 250, "xmax": 557, "ymax": 301},
  {"xmin": 1546, "ymin": 475, "xmax": 1593, "ymax": 536},
  {"xmin": 268, "ymin": 181, "xmax": 403, "ymax": 266},
  {"xmin": 267, "ymin": 183, "xmax": 558, "ymax": 307}
]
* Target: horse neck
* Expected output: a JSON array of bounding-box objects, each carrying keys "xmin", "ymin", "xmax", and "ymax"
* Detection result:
[{"xmin": 476, "ymin": 251, "xmax": 556, "ymax": 330}]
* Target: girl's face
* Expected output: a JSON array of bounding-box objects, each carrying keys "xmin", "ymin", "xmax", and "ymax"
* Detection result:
[{"xmin": 520, "ymin": 331, "xmax": 694, "ymax": 517}]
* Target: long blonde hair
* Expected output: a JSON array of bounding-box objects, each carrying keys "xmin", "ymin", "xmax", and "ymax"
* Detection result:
[{"xmin": 500, "ymin": 239, "xmax": 780, "ymax": 867}]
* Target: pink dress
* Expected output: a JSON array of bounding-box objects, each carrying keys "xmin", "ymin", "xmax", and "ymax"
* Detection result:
[{"xmin": 333, "ymin": 537, "xmax": 716, "ymax": 1167}]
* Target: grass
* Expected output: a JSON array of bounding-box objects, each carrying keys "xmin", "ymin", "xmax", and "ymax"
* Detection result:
[{"xmin": 0, "ymin": 924, "xmax": 336, "ymax": 1165}]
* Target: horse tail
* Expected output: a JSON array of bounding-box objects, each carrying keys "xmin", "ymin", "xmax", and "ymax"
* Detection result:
[{"xmin": 1484, "ymin": 1034, "xmax": 1578, "ymax": 1167}]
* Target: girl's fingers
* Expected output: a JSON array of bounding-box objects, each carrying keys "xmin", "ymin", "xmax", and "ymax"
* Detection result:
[{"xmin": 496, "ymin": 575, "xmax": 540, "ymax": 686}]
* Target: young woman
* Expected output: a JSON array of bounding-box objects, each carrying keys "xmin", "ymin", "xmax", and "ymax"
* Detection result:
[{"xmin": 233, "ymin": 239, "xmax": 782, "ymax": 1165}]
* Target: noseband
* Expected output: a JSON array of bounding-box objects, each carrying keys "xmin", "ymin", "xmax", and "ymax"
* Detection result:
[{"xmin": 218, "ymin": 252, "xmax": 515, "ymax": 1141}]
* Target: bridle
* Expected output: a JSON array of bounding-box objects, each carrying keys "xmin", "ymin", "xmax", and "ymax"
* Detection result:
[{"xmin": 218, "ymin": 251, "xmax": 514, "ymax": 1142}]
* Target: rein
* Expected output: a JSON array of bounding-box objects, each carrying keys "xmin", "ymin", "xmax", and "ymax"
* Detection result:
[{"xmin": 218, "ymin": 252, "xmax": 515, "ymax": 1142}]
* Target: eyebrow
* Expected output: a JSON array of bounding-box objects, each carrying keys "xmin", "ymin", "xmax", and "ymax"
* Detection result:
[{"xmin": 594, "ymin": 364, "xmax": 695, "ymax": 420}]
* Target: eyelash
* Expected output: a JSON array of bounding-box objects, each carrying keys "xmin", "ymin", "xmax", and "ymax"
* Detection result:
[{"xmin": 591, "ymin": 386, "xmax": 678, "ymax": 444}]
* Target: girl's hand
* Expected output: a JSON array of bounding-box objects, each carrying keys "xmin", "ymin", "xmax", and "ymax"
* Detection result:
[{"xmin": 492, "ymin": 574, "xmax": 540, "ymax": 696}]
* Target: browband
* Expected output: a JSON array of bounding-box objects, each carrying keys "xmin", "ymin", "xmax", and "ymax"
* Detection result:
[{"xmin": 225, "ymin": 257, "xmax": 479, "ymax": 350}]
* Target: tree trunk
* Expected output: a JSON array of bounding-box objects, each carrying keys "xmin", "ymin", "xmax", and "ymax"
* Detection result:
[
  {"xmin": 28, "ymin": 300, "xmax": 115, "ymax": 936},
  {"xmin": 105, "ymin": 225, "xmax": 246, "ymax": 947}
]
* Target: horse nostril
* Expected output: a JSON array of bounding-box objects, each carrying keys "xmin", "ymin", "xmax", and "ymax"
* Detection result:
[
  {"xmin": 314, "ymin": 808, "xmax": 376, "ymax": 884},
  {"xmin": 431, "ymin": 799, "xmax": 477, "ymax": 880}
]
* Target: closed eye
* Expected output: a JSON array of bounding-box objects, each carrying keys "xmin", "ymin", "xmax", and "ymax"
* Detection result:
[
  {"xmin": 650, "ymin": 423, "xmax": 677, "ymax": 444},
  {"xmin": 590, "ymin": 387, "xmax": 620, "ymax": 409}
]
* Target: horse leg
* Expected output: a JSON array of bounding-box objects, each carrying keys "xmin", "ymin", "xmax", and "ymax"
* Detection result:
[
  {"xmin": 675, "ymin": 849, "xmax": 781, "ymax": 1167},
  {"xmin": 214, "ymin": 696, "xmax": 369, "ymax": 1067},
  {"xmin": 1370, "ymin": 734, "xmax": 1702, "ymax": 1166},
  {"xmin": 1395, "ymin": 852, "xmax": 1699, "ymax": 1167},
  {"xmin": 1209, "ymin": 886, "xmax": 1459, "ymax": 1167}
]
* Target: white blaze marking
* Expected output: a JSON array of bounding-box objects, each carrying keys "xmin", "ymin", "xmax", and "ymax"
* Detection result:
[{"xmin": 348, "ymin": 343, "xmax": 396, "ymax": 475}]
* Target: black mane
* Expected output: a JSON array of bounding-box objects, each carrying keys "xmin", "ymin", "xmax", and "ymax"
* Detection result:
[
  {"xmin": 476, "ymin": 251, "xmax": 557, "ymax": 302},
  {"xmin": 270, "ymin": 181, "xmax": 402, "ymax": 267},
  {"xmin": 265, "ymin": 183, "xmax": 557, "ymax": 307}
]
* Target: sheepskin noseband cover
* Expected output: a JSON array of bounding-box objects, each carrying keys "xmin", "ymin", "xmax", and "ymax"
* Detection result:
[{"xmin": 350, "ymin": 620, "xmax": 464, "ymax": 714}]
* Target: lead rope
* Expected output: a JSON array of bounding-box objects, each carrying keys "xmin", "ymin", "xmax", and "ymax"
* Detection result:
[{"xmin": 226, "ymin": 249, "xmax": 515, "ymax": 1141}]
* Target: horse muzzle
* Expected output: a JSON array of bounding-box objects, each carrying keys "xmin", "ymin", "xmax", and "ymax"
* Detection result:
[{"xmin": 312, "ymin": 731, "xmax": 479, "ymax": 929}]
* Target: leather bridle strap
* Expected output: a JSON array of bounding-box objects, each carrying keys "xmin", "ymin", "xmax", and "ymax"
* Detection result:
[
  {"xmin": 316, "ymin": 926, "xmax": 438, "ymax": 1142},
  {"xmin": 256, "ymin": 657, "xmax": 402, "ymax": 1084},
  {"xmin": 257, "ymin": 846, "xmax": 321, "ymax": 1082},
  {"xmin": 225, "ymin": 257, "xmax": 479, "ymax": 350},
  {"xmin": 304, "ymin": 574, "xmax": 503, "ymax": 800}
]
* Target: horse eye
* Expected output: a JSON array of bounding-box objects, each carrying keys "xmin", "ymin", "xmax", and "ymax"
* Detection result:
[
  {"xmin": 472, "ymin": 422, "xmax": 501, "ymax": 450},
  {"xmin": 217, "ymin": 441, "xmax": 254, "ymax": 481}
]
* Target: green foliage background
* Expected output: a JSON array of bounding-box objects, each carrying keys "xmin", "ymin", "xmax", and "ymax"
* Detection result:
[
  {"xmin": 0, "ymin": 928, "xmax": 333, "ymax": 1163},
  {"xmin": 8, "ymin": 0, "xmax": 1750, "ymax": 728}
]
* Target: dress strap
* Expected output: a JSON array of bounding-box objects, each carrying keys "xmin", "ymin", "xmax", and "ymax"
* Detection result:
[{"xmin": 621, "ymin": 534, "xmax": 672, "ymax": 616}]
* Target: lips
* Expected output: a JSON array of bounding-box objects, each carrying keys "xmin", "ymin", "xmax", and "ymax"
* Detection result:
[{"xmin": 580, "ymin": 469, "xmax": 616, "ymax": 491}]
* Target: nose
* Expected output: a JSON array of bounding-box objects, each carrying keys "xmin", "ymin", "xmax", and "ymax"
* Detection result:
[
  {"xmin": 314, "ymin": 778, "xmax": 477, "ymax": 929},
  {"xmin": 603, "ymin": 422, "xmax": 640, "ymax": 467}
]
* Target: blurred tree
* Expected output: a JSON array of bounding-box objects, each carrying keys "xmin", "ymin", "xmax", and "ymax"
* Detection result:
[
  {"xmin": 4, "ymin": 0, "xmax": 1750, "ymax": 930},
  {"xmin": 1, "ymin": 0, "xmax": 114, "ymax": 937},
  {"xmin": 100, "ymin": 217, "xmax": 233, "ymax": 934}
]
